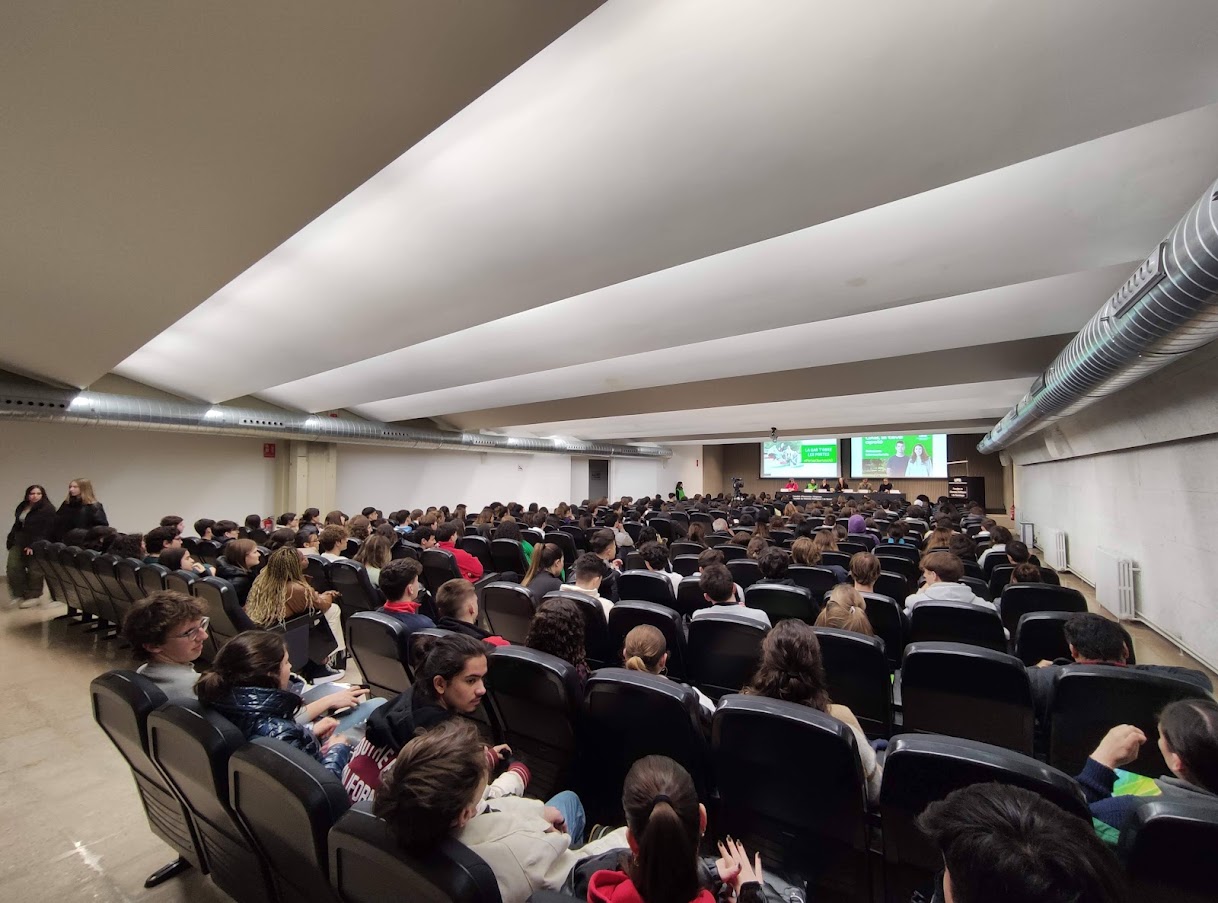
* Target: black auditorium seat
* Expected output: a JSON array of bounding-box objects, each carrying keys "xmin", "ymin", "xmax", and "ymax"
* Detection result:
[
  {"xmin": 327, "ymin": 559, "xmax": 384, "ymax": 622},
  {"xmin": 458, "ymin": 535, "xmax": 494, "ymax": 574},
  {"xmin": 607, "ymin": 601, "xmax": 689, "ymax": 679},
  {"xmin": 543, "ymin": 531, "xmax": 579, "ymax": 570},
  {"xmin": 713, "ymin": 695, "xmax": 871, "ymax": 900},
  {"xmin": 421, "ymin": 548, "xmax": 462, "ymax": 596},
  {"xmin": 813, "ymin": 627, "xmax": 892, "ymax": 739},
  {"xmin": 686, "ymin": 610, "xmax": 768, "ymax": 701},
  {"xmin": 90, "ymin": 671, "xmax": 203, "ymax": 888},
  {"xmin": 1118, "ymin": 796, "xmax": 1218, "ymax": 903},
  {"xmin": 164, "ymin": 568, "xmax": 198, "ymax": 599},
  {"xmin": 672, "ymin": 554, "xmax": 701, "ymax": 577},
  {"xmin": 229, "ymin": 738, "xmax": 350, "ymax": 903},
  {"xmin": 617, "ymin": 569, "xmax": 677, "ymax": 605},
  {"xmin": 907, "ymin": 601, "xmax": 1006, "ymax": 652},
  {"xmin": 900, "ymin": 642, "xmax": 1035, "ymax": 755},
  {"xmin": 138, "ymin": 561, "xmax": 170, "ymax": 597},
  {"xmin": 788, "ymin": 565, "xmax": 839, "ymax": 597},
  {"xmin": 1013, "ymin": 611, "xmax": 1073, "ymax": 665},
  {"xmin": 744, "ymin": 583, "xmax": 818, "ymax": 625},
  {"xmin": 304, "ymin": 554, "xmax": 333, "ymax": 593},
  {"xmin": 726, "ymin": 558, "xmax": 761, "ymax": 589},
  {"xmin": 481, "ymin": 582, "xmax": 536, "ymax": 646},
  {"xmin": 545, "ymin": 590, "xmax": 613, "ymax": 670},
  {"xmin": 674, "ymin": 576, "xmax": 711, "ymax": 619},
  {"xmin": 345, "ymin": 611, "xmax": 413, "ymax": 699},
  {"xmin": 328, "ymin": 801, "xmax": 503, "ymax": 903},
  {"xmin": 489, "ymin": 539, "xmax": 529, "ymax": 576},
  {"xmin": 997, "ymin": 583, "xmax": 1087, "ymax": 638}
]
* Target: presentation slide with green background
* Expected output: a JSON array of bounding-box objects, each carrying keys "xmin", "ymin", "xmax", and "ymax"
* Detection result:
[
  {"xmin": 850, "ymin": 434, "xmax": 948, "ymax": 479},
  {"xmin": 760, "ymin": 440, "xmax": 840, "ymax": 479}
]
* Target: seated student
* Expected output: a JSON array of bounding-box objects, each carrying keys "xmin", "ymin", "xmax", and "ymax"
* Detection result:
[
  {"xmin": 790, "ymin": 536, "xmax": 849, "ymax": 584},
  {"xmin": 193, "ymin": 518, "xmax": 216, "ymax": 542},
  {"xmin": 213, "ymin": 519, "xmax": 239, "ymax": 543},
  {"xmin": 525, "ymin": 596, "xmax": 591, "ymax": 684},
  {"xmin": 691, "ymin": 564, "xmax": 771, "ymax": 628},
  {"xmin": 623, "ymin": 625, "xmax": 714, "ymax": 715},
  {"xmin": 435, "ymin": 520, "xmax": 484, "ymax": 581},
  {"xmin": 297, "ymin": 508, "xmax": 321, "ymax": 538},
  {"xmin": 122, "ymin": 591, "xmax": 211, "ymax": 699},
  {"xmin": 882, "ymin": 522, "xmax": 911, "ymax": 546},
  {"xmin": 158, "ymin": 546, "xmax": 214, "ymax": 577},
  {"xmin": 743, "ymin": 620, "xmax": 882, "ymax": 803},
  {"xmin": 924, "ymin": 518, "xmax": 954, "ymax": 551},
  {"xmin": 815, "ymin": 585, "xmax": 875, "ymax": 636},
  {"xmin": 352, "ymin": 534, "xmax": 392, "ymax": 586},
  {"xmin": 523, "ymin": 542, "xmax": 566, "ymax": 603},
  {"xmin": 978, "ymin": 525, "xmax": 1012, "ymax": 566},
  {"xmin": 343, "ymin": 634, "xmax": 507, "ymax": 801},
  {"xmin": 277, "ymin": 512, "xmax": 300, "ymax": 531},
  {"xmin": 754, "ymin": 546, "xmax": 797, "ymax": 587},
  {"xmin": 109, "ymin": 531, "xmax": 146, "ymax": 561},
  {"xmin": 214, "ymin": 538, "xmax": 260, "ymax": 605},
  {"xmin": 325, "ymin": 509, "xmax": 348, "ymax": 527},
  {"xmin": 1009, "ymin": 561, "xmax": 1043, "ymax": 585},
  {"xmin": 318, "ymin": 525, "xmax": 349, "ymax": 562},
  {"xmin": 589, "ymin": 529, "xmax": 623, "ymax": 603},
  {"xmin": 265, "ymin": 527, "xmax": 298, "ymax": 551},
  {"xmin": 903, "ymin": 551, "xmax": 994, "ymax": 617},
  {"xmin": 847, "ymin": 551, "xmax": 882, "ymax": 595},
  {"xmin": 160, "ymin": 515, "xmax": 185, "ymax": 537},
  {"xmin": 246, "ymin": 546, "xmax": 345, "ymax": 682},
  {"xmin": 377, "ymin": 558, "xmax": 435, "ymax": 635},
  {"xmin": 375, "ymin": 719, "xmax": 628, "ymax": 903},
  {"xmin": 697, "ymin": 548, "xmax": 745, "ymax": 603},
  {"xmin": 947, "ymin": 532, "xmax": 976, "ymax": 562},
  {"xmin": 560, "ymin": 553, "xmax": 614, "ymax": 620},
  {"xmin": 196, "ymin": 631, "xmax": 353, "ymax": 779},
  {"xmin": 295, "ymin": 528, "xmax": 321, "ymax": 556},
  {"xmin": 143, "ymin": 525, "xmax": 180, "ymax": 564},
  {"xmin": 637, "ymin": 541, "xmax": 682, "ymax": 595},
  {"xmin": 917, "ymin": 783, "xmax": 1130, "ymax": 903},
  {"xmin": 1075, "ymin": 699, "xmax": 1218, "ymax": 837},
  {"xmin": 434, "ymin": 577, "xmax": 508, "ymax": 646}
]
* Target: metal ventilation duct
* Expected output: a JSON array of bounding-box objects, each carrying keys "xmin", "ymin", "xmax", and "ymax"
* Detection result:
[
  {"xmin": 0, "ymin": 379, "xmax": 670, "ymax": 459},
  {"xmin": 978, "ymin": 175, "xmax": 1218, "ymax": 454}
]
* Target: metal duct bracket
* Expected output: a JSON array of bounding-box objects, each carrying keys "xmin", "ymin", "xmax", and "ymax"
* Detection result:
[
  {"xmin": 979, "ymin": 176, "xmax": 1218, "ymax": 454},
  {"xmin": 0, "ymin": 378, "xmax": 670, "ymax": 460}
]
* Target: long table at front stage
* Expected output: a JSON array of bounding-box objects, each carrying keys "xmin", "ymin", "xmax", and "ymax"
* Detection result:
[{"xmin": 778, "ymin": 491, "xmax": 907, "ymax": 505}]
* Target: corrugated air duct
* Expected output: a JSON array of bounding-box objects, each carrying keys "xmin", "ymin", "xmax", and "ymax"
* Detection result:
[
  {"xmin": 0, "ymin": 378, "xmax": 670, "ymax": 459},
  {"xmin": 978, "ymin": 175, "xmax": 1218, "ymax": 454}
]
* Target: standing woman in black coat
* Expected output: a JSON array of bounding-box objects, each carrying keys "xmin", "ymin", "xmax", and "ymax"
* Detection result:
[
  {"xmin": 51, "ymin": 477, "xmax": 108, "ymax": 541},
  {"xmin": 6, "ymin": 485, "xmax": 57, "ymax": 606}
]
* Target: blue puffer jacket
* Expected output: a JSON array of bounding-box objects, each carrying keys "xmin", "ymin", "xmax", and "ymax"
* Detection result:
[{"xmin": 209, "ymin": 685, "xmax": 352, "ymax": 778}]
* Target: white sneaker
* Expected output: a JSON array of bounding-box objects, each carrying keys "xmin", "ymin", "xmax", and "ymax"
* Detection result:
[{"xmin": 18, "ymin": 597, "xmax": 42, "ymax": 609}]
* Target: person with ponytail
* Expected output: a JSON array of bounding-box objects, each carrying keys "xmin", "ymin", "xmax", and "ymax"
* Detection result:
[
  {"xmin": 523, "ymin": 542, "xmax": 566, "ymax": 602},
  {"xmin": 743, "ymin": 620, "xmax": 883, "ymax": 803},
  {"xmin": 195, "ymin": 630, "xmax": 352, "ymax": 778},
  {"xmin": 814, "ymin": 585, "xmax": 875, "ymax": 636},
  {"xmin": 622, "ymin": 626, "xmax": 713, "ymax": 716},
  {"xmin": 583, "ymin": 755, "xmax": 765, "ymax": 903}
]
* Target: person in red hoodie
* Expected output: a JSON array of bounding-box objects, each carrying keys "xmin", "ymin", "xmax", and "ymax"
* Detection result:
[
  {"xmin": 583, "ymin": 756, "xmax": 766, "ymax": 903},
  {"xmin": 436, "ymin": 520, "xmax": 484, "ymax": 580}
]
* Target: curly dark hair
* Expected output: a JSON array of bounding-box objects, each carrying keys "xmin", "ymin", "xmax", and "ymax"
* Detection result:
[
  {"xmin": 524, "ymin": 596, "xmax": 587, "ymax": 672},
  {"xmin": 742, "ymin": 619, "xmax": 831, "ymax": 712}
]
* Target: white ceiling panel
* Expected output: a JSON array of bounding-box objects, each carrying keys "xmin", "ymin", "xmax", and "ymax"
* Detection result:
[{"xmin": 114, "ymin": 0, "xmax": 1218, "ymax": 403}]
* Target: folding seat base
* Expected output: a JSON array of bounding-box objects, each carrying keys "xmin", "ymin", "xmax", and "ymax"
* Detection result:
[{"xmin": 144, "ymin": 856, "xmax": 192, "ymax": 888}]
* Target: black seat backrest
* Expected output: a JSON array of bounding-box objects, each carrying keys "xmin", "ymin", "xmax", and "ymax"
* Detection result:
[
  {"xmin": 687, "ymin": 610, "xmax": 768, "ymax": 701},
  {"xmin": 544, "ymin": 590, "xmax": 613, "ymax": 669},
  {"xmin": 649, "ymin": 518, "xmax": 673, "ymax": 541},
  {"xmin": 813, "ymin": 627, "xmax": 892, "ymax": 739},
  {"xmin": 982, "ymin": 549, "xmax": 1009, "ymax": 577},
  {"xmin": 195, "ymin": 540, "xmax": 224, "ymax": 566},
  {"xmin": 674, "ymin": 576, "xmax": 711, "ymax": 618},
  {"xmin": 193, "ymin": 576, "xmax": 252, "ymax": 664},
  {"xmin": 908, "ymin": 601, "xmax": 1006, "ymax": 652},
  {"xmin": 607, "ymin": 601, "xmax": 689, "ymax": 680},
  {"xmin": 876, "ymin": 542, "xmax": 919, "ymax": 562},
  {"xmin": 481, "ymin": 582, "xmax": 536, "ymax": 645},
  {"xmin": 838, "ymin": 541, "xmax": 867, "ymax": 557},
  {"xmin": 717, "ymin": 543, "xmax": 748, "ymax": 562},
  {"xmin": 328, "ymin": 559, "xmax": 383, "ymax": 614},
  {"xmin": 669, "ymin": 541, "xmax": 703, "ymax": 559},
  {"xmin": 229, "ymin": 738, "xmax": 350, "ymax": 903},
  {"xmin": 485, "ymin": 646, "xmax": 583, "ymax": 800},
  {"xmin": 876, "ymin": 554, "xmax": 917, "ymax": 580},
  {"xmin": 391, "ymin": 540, "xmax": 421, "ymax": 561},
  {"xmin": 617, "ymin": 569, "xmax": 676, "ymax": 605},
  {"xmin": 75, "ymin": 547, "xmax": 113, "ymax": 620},
  {"xmin": 1013, "ymin": 611, "xmax": 1073, "ymax": 665},
  {"xmin": 622, "ymin": 550, "xmax": 645, "ymax": 571},
  {"xmin": 559, "ymin": 524, "xmax": 587, "ymax": 549},
  {"xmin": 489, "ymin": 539, "xmax": 529, "ymax": 575},
  {"xmin": 987, "ymin": 564, "xmax": 1015, "ymax": 600},
  {"xmin": 1048, "ymin": 665, "xmax": 1212, "ymax": 776},
  {"xmin": 819, "ymin": 551, "xmax": 851, "ymax": 570},
  {"xmin": 95, "ymin": 553, "xmax": 132, "ymax": 623},
  {"xmin": 457, "ymin": 535, "xmax": 494, "ymax": 573},
  {"xmin": 787, "ymin": 565, "xmax": 838, "ymax": 597},
  {"xmin": 138, "ymin": 561, "xmax": 170, "ymax": 597},
  {"xmin": 880, "ymin": 733, "xmax": 1088, "ymax": 901},
  {"xmin": 164, "ymin": 568, "xmax": 198, "ymax": 599},
  {"xmin": 726, "ymin": 558, "xmax": 761, "ymax": 589},
  {"xmin": 542, "ymin": 532, "xmax": 578, "ymax": 570},
  {"xmin": 744, "ymin": 583, "xmax": 818, "ymax": 625},
  {"xmin": 583, "ymin": 668, "xmax": 710, "ymax": 824},
  {"xmin": 900, "ymin": 642, "xmax": 1034, "ymax": 754},
  {"xmin": 960, "ymin": 558, "xmax": 984, "ymax": 580},
  {"xmin": 856, "ymin": 592, "xmax": 904, "ymax": 668},
  {"xmin": 874, "ymin": 571, "xmax": 908, "ymax": 602},
  {"xmin": 148, "ymin": 702, "xmax": 277, "ymax": 902},
  {"xmin": 328, "ymin": 801, "xmax": 503, "ymax": 903},
  {"xmin": 959, "ymin": 575, "xmax": 992, "ymax": 601},
  {"xmin": 304, "ymin": 555, "xmax": 333, "ymax": 593},
  {"xmin": 346, "ymin": 612, "xmax": 413, "ymax": 700},
  {"xmin": 90, "ymin": 671, "xmax": 204, "ymax": 867},
  {"xmin": 344, "ymin": 537, "xmax": 361, "ymax": 558},
  {"xmin": 421, "ymin": 548, "xmax": 462, "ymax": 596},
  {"xmin": 1118, "ymin": 797, "xmax": 1218, "ymax": 903},
  {"xmin": 713, "ymin": 695, "xmax": 870, "ymax": 898},
  {"xmin": 998, "ymin": 583, "xmax": 1087, "ymax": 637},
  {"xmin": 115, "ymin": 557, "xmax": 145, "ymax": 604},
  {"xmin": 671, "ymin": 554, "xmax": 701, "ymax": 577}
]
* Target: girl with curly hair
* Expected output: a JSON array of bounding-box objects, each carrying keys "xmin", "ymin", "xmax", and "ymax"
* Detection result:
[
  {"xmin": 524, "ymin": 596, "xmax": 589, "ymax": 684},
  {"xmin": 245, "ymin": 546, "xmax": 345, "ymax": 681}
]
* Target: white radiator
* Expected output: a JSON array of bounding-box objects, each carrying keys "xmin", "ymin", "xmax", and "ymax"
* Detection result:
[
  {"xmin": 1095, "ymin": 546, "xmax": 1137, "ymax": 620},
  {"xmin": 1042, "ymin": 529, "xmax": 1069, "ymax": 572}
]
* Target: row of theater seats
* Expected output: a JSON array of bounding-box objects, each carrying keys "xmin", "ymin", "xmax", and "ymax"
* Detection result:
[{"xmin": 92, "ymin": 660, "xmax": 1218, "ymax": 903}]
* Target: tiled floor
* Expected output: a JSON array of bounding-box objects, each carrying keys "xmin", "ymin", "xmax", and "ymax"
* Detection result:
[{"xmin": 3, "ymin": 559, "xmax": 1214, "ymax": 902}]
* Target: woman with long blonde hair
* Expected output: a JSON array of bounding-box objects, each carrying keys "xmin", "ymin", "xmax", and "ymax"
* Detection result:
[
  {"xmin": 51, "ymin": 477, "xmax": 108, "ymax": 540},
  {"xmin": 245, "ymin": 547, "xmax": 345, "ymax": 681},
  {"xmin": 815, "ymin": 584, "xmax": 875, "ymax": 636},
  {"xmin": 352, "ymin": 534, "xmax": 392, "ymax": 586}
]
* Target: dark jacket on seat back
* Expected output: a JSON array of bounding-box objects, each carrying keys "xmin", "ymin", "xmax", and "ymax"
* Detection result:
[
  {"xmin": 6, "ymin": 498, "xmax": 56, "ymax": 550},
  {"xmin": 214, "ymin": 562, "xmax": 254, "ymax": 605},
  {"xmin": 207, "ymin": 684, "xmax": 352, "ymax": 778},
  {"xmin": 364, "ymin": 684, "xmax": 451, "ymax": 753},
  {"xmin": 436, "ymin": 616, "xmax": 510, "ymax": 647},
  {"xmin": 51, "ymin": 498, "xmax": 108, "ymax": 540}
]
